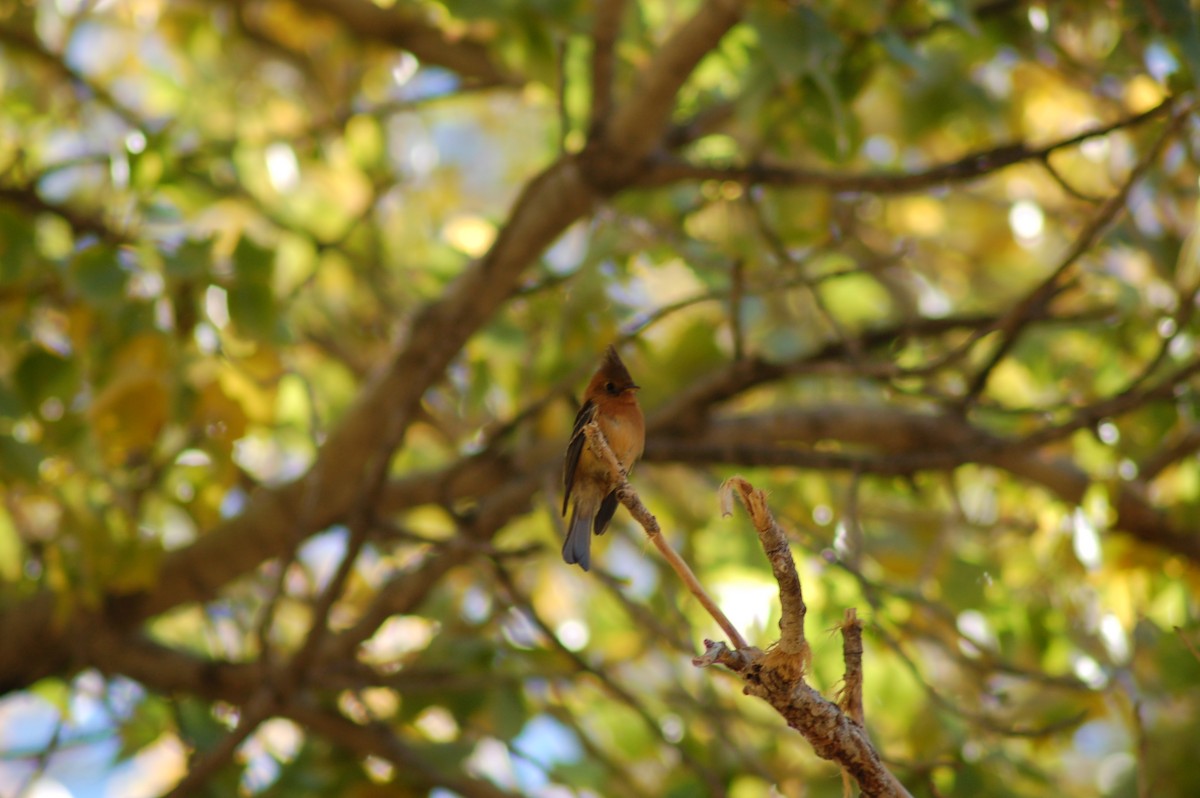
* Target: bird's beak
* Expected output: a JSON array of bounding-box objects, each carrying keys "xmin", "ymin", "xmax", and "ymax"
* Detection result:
[{"xmin": 628, "ymin": 384, "xmax": 641, "ymax": 392}]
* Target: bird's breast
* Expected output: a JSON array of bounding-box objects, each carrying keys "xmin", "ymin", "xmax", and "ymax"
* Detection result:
[{"xmin": 599, "ymin": 413, "xmax": 644, "ymax": 466}]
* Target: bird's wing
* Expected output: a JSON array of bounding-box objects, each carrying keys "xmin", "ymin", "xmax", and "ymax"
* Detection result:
[
  {"xmin": 593, "ymin": 491, "xmax": 618, "ymax": 536},
  {"xmin": 562, "ymin": 399, "xmax": 597, "ymax": 516}
]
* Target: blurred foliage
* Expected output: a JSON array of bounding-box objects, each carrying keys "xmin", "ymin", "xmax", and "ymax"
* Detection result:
[{"xmin": 1, "ymin": 0, "xmax": 1200, "ymax": 797}]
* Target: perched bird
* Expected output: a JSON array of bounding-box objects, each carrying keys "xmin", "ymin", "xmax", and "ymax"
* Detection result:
[{"xmin": 561, "ymin": 345, "xmax": 645, "ymax": 571}]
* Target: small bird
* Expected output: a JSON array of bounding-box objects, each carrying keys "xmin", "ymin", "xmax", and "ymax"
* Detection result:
[{"xmin": 561, "ymin": 345, "xmax": 645, "ymax": 571}]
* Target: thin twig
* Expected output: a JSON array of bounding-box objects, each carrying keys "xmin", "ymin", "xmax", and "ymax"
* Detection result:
[
  {"xmin": 556, "ymin": 36, "xmax": 571, "ymax": 154},
  {"xmin": 163, "ymin": 689, "xmax": 275, "ymax": 798},
  {"xmin": 640, "ymin": 95, "xmax": 1178, "ymax": 193},
  {"xmin": 493, "ymin": 563, "xmax": 727, "ymax": 795},
  {"xmin": 961, "ymin": 102, "xmax": 1192, "ymax": 406},
  {"xmin": 1177, "ymin": 626, "xmax": 1200, "ymax": 663},
  {"xmin": 730, "ymin": 258, "xmax": 746, "ymax": 361},
  {"xmin": 839, "ymin": 608, "xmax": 865, "ymax": 727},
  {"xmin": 839, "ymin": 608, "xmax": 866, "ymax": 798},
  {"xmin": 581, "ymin": 421, "xmax": 750, "ymax": 650}
]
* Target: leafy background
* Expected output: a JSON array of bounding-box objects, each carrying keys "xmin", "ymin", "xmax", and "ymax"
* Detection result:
[{"xmin": 1, "ymin": 0, "xmax": 1199, "ymax": 796}]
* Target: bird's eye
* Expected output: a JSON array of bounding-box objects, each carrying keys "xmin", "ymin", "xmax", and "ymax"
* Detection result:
[{"xmin": 604, "ymin": 381, "xmax": 617, "ymax": 394}]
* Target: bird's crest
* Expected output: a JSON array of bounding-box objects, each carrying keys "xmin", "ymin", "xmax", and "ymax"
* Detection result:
[{"xmin": 600, "ymin": 345, "xmax": 637, "ymax": 390}]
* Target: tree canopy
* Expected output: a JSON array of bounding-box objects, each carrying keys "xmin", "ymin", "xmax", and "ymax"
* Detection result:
[{"xmin": 1, "ymin": 0, "xmax": 1199, "ymax": 796}]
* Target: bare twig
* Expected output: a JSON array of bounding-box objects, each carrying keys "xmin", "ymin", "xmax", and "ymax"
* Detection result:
[
  {"xmin": 730, "ymin": 258, "xmax": 746, "ymax": 361},
  {"xmin": 1177, "ymin": 627, "xmax": 1200, "ymax": 663},
  {"xmin": 720, "ymin": 477, "xmax": 809, "ymax": 677},
  {"xmin": 493, "ymin": 563, "xmax": 728, "ymax": 796},
  {"xmin": 838, "ymin": 608, "xmax": 865, "ymax": 728},
  {"xmin": 961, "ymin": 103, "xmax": 1191, "ymax": 405},
  {"xmin": 163, "ymin": 689, "xmax": 275, "ymax": 798},
  {"xmin": 701, "ymin": 636, "xmax": 911, "ymax": 798},
  {"xmin": 581, "ymin": 420, "xmax": 750, "ymax": 650},
  {"xmin": 838, "ymin": 608, "xmax": 867, "ymax": 798},
  {"xmin": 707, "ymin": 479, "xmax": 913, "ymax": 798}
]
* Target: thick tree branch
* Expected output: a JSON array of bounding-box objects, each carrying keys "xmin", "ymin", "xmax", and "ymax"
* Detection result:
[
  {"xmin": 581, "ymin": 0, "xmax": 745, "ymax": 190},
  {"xmin": 0, "ymin": 0, "xmax": 749, "ymax": 697},
  {"xmin": 648, "ymin": 407, "xmax": 1200, "ymax": 563},
  {"xmin": 87, "ymin": 631, "xmax": 262, "ymax": 703}
]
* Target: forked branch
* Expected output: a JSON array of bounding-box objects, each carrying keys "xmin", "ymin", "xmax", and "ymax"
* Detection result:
[
  {"xmin": 702, "ymin": 476, "xmax": 913, "ymax": 798},
  {"xmin": 581, "ymin": 424, "xmax": 911, "ymax": 795}
]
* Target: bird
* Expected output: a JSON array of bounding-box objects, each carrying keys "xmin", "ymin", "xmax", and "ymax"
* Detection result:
[{"xmin": 561, "ymin": 345, "xmax": 645, "ymax": 571}]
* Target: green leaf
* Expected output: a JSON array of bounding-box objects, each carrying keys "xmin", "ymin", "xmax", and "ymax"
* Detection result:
[
  {"xmin": 117, "ymin": 695, "xmax": 174, "ymax": 759},
  {"xmin": 233, "ymin": 236, "xmax": 274, "ymax": 285},
  {"xmin": 30, "ymin": 679, "xmax": 71, "ymax": 714},
  {"xmin": 815, "ymin": 272, "xmax": 894, "ymax": 331},
  {"xmin": 0, "ymin": 207, "xmax": 37, "ymax": 283},
  {"xmin": 1154, "ymin": 0, "xmax": 1200, "ymax": 85},
  {"xmin": 941, "ymin": 557, "xmax": 990, "ymax": 609},
  {"xmin": 0, "ymin": 383, "xmax": 24, "ymax": 417},
  {"xmin": 226, "ymin": 280, "xmax": 278, "ymax": 341},
  {"xmin": 484, "ymin": 685, "xmax": 527, "ymax": 740},
  {"xmin": 175, "ymin": 696, "xmax": 230, "ymax": 751},
  {"xmin": 71, "ymin": 245, "xmax": 128, "ymax": 306},
  {"xmin": 0, "ymin": 435, "xmax": 43, "ymax": 482},
  {"xmin": 167, "ymin": 239, "xmax": 213, "ymax": 281},
  {"xmin": 935, "ymin": 0, "xmax": 981, "ymax": 34},
  {"xmin": 748, "ymin": 5, "xmax": 844, "ymax": 80},
  {"xmin": 14, "ymin": 348, "xmax": 77, "ymax": 410},
  {"xmin": 878, "ymin": 27, "xmax": 928, "ymax": 72},
  {"xmin": 225, "ymin": 237, "xmax": 280, "ymax": 340}
]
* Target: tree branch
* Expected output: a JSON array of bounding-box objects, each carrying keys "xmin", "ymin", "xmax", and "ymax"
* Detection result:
[
  {"xmin": 700, "ymin": 479, "xmax": 912, "ymax": 798},
  {"xmin": 244, "ymin": 0, "xmax": 519, "ymax": 87},
  {"xmin": 640, "ymin": 95, "xmax": 1176, "ymax": 194},
  {"xmin": 648, "ymin": 406, "xmax": 1200, "ymax": 563},
  {"xmin": 720, "ymin": 477, "xmax": 808, "ymax": 676},
  {"xmin": 284, "ymin": 700, "xmax": 522, "ymax": 798},
  {"xmin": 582, "ymin": 420, "xmax": 749, "ymax": 651},
  {"xmin": 589, "ymin": 0, "xmax": 626, "ymax": 133},
  {"xmin": 961, "ymin": 101, "xmax": 1190, "ymax": 404},
  {"xmin": 581, "ymin": 0, "xmax": 745, "ymax": 190}
]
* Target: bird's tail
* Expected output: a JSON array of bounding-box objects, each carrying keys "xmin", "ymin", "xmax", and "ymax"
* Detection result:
[{"xmin": 562, "ymin": 499, "xmax": 596, "ymax": 571}]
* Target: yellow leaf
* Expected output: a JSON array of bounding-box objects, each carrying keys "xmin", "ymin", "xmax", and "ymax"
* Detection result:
[
  {"xmin": 0, "ymin": 506, "xmax": 21, "ymax": 582},
  {"xmin": 88, "ymin": 371, "xmax": 170, "ymax": 467},
  {"xmin": 87, "ymin": 333, "xmax": 175, "ymax": 465},
  {"xmin": 107, "ymin": 542, "xmax": 164, "ymax": 595},
  {"xmin": 110, "ymin": 333, "xmax": 171, "ymax": 374},
  {"xmin": 194, "ymin": 379, "xmax": 248, "ymax": 449}
]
